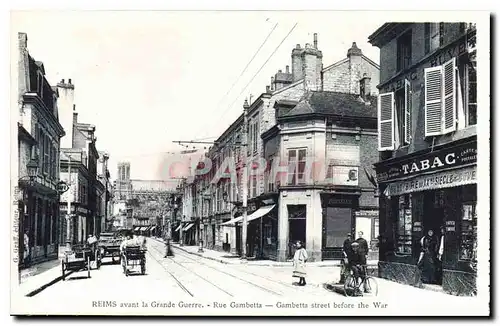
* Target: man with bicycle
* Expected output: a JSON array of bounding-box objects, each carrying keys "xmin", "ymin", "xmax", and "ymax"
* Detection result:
[{"xmin": 348, "ymin": 242, "xmax": 367, "ymax": 292}]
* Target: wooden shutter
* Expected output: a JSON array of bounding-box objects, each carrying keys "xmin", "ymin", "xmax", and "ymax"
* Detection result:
[
  {"xmin": 443, "ymin": 58, "xmax": 457, "ymax": 134},
  {"xmin": 424, "ymin": 66, "xmax": 443, "ymax": 136},
  {"xmin": 378, "ymin": 92, "xmax": 395, "ymax": 151},
  {"xmin": 404, "ymin": 79, "xmax": 412, "ymax": 144}
]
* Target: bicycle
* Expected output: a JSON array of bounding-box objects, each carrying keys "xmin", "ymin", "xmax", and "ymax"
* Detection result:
[{"xmin": 343, "ymin": 265, "xmax": 378, "ymax": 297}]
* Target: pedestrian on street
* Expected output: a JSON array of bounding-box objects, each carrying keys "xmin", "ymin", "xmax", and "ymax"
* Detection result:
[
  {"xmin": 292, "ymin": 240, "xmax": 308, "ymax": 286},
  {"xmin": 418, "ymin": 229, "xmax": 439, "ymax": 284},
  {"xmin": 23, "ymin": 229, "xmax": 30, "ymax": 265},
  {"xmin": 340, "ymin": 233, "xmax": 353, "ymax": 283},
  {"xmin": 164, "ymin": 226, "xmax": 174, "ymax": 258},
  {"xmin": 355, "ymin": 231, "xmax": 369, "ymax": 265}
]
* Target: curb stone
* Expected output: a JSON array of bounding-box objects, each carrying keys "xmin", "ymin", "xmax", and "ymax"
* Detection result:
[
  {"xmin": 151, "ymin": 238, "xmax": 377, "ymax": 269},
  {"xmin": 24, "ymin": 270, "xmax": 75, "ymax": 297}
]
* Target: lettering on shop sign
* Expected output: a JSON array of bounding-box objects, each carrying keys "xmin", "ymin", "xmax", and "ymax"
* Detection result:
[
  {"xmin": 446, "ymin": 221, "xmax": 456, "ymax": 226},
  {"xmin": 376, "ymin": 140, "xmax": 476, "ymax": 183},
  {"xmin": 413, "ymin": 226, "xmax": 422, "ymax": 232},
  {"xmin": 430, "ymin": 42, "xmax": 467, "ymax": 67},
  {"xmin": 385, "ymin": 166, "xmax": 476, "ymax": 197},
  {"xmin": 381, "ymin": 37, "xmax": 468, "ymax": 93},
  {"xmin": 327, "ymin": 198, "xmax": 352, "ymax": 206},
  {"xmin": 446, "ymin": 226, "xmax": 456, "ymax": 232},
  {"xmin": 413, "ymin": 221, "xmax": 422, "ymax": 226}
]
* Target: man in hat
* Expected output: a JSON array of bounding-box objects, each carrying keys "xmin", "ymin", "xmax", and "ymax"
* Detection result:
[
  {"xmin": 355, "ymin": 231, "xmax": 369, "ymax": 265},
  {"xmin": 348, "ymin": 242, "xmax": 366, "ymax": 288},
  {"xmin": 340, "ymin": 233, "xmax": 353, "ymax": 283}
]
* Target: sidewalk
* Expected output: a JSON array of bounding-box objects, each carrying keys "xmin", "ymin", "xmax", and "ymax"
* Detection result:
[
  {"xmin": 151, "ymin": 237, "xmax": 378, "ymax": 267},
  {"xmin": 16, "ymin": 247, "xmax": 74, "ymax": 297}
]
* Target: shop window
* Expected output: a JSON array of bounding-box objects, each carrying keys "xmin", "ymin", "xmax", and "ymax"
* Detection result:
[
  {"xmin": 397, "ymin": 30, "xmax": 412, "ymax": 71},
  {"xmin": 459, "ymin": 202, "xmax": 477, "ymax": 262},
  {"xmin": 396, "ymin": 194, "xmax": 412, "ymax": 254},
  {"xmin": 324, "ymin": 207, "xmax": 352, "ymax": 248},
  {"xmin": 36, "ymin": 199, "xmax": 43, "ymax": 246}
]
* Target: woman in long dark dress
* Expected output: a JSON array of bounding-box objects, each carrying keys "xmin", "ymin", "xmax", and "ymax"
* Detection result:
[{"xmin": 418, "ymin": 229, "xmax": 439, "ymax": 284}]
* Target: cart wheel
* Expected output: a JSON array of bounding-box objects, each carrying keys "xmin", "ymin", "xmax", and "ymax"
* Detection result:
[
  {"xmin": 61, "ymin": 259, "xmax": 65, "ymax": 281},
  {"xmin": 87, "ymin": 256, "xmax": 91, "ymax": 278},
  {"xmin": 141, "ymin": 261, "xmax": 145, "ymax": 275}
]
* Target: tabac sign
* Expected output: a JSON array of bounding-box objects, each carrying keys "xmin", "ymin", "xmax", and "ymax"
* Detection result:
[{"xmin": 376, "ymin": 139, "xmax": 476, "ymax": 183}]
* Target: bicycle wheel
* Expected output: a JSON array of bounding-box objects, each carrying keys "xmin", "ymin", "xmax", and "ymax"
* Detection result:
[
  {"xmin": 363, "ymin": 277, "xmax": 379, "ymax": 297},
  {"xmin": 344, "ymin": 275, "xmax": 357, "ymax": 297}
]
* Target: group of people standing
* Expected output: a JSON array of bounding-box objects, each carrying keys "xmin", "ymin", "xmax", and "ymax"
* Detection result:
[
  {"xmin": 291, "ymin": 231, "xmax": 370, "ymax": 287},
  {"xmin": 341, "ymin": 231, "xmax": 370, "ymax": 283}
]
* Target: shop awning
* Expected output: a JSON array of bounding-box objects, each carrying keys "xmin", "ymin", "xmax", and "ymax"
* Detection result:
[
  {"xmin": 184, "ymin": 223, "xmax": 195, "ymax": 231},
  {"xmin": 150, "ymin": 226, "xmax": 156, "ymax": 232},
  {"xmin": 145, "ymin": 225, "xmax": 152, "ymax": 231},
  {"xmin": 175, "ymin": 225, "xmax": 182, "ymax": 232},
  {"xmin": 221, "ymin": 205, "xmax": 275, "ymax": 226},
  {"xmin": 133, "ymin": 226, "xmax": 140, "ymax": 231}
]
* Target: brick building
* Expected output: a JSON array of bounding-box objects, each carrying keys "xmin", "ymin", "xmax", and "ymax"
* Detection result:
[
  {"xmin": 369, "ymin": 23, "xmax": 477, "ymax": 295},
  {"xmin": 16, "ymin": 33, "xmax": 66, "ymax": 267},
  {"xmin": 199, "ymin": 34, "xmax": 380, "ymax": 261}
]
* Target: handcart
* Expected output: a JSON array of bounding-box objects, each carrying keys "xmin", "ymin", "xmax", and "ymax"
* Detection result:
[
  {"xmin": 121, "ymin": 245, "xmax": 146, "ymax": 276},
  {"xmin": 61, "ymin": 244, "xmax": 93, "ymax": 280}
]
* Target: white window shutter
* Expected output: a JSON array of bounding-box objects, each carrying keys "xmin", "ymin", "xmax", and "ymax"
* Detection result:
[
  {"xmin": 424, "ymin": 66, "xmax": 444, "ymax": 136},
  {"xmin": 404, "ymin": 79, "xmax": 412, "ymax": 144},
  {"xmin": 378, "ymin": 92, "xmax": 395, "ymax": 151},
  {"xmin": 442, "ymin": 58, "xmax": 457, "ymax": 134}
]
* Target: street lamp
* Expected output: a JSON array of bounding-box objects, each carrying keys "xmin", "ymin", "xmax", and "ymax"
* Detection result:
[
  {"xmin": 164, "ymin": 195, "xmax": 175, "ymax": 257},
  {"xmin": 26, "ymin": 159, "xmax": 38, "ymax": 183}
]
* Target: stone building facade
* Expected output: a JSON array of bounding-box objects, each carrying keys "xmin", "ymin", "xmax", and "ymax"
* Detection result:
[
  {"xmin": 16, "ymin": 33, "xmax": 65, "ymax": 267},
  {"xmin": 188, "ymin": 34, "xmax": 380, "ymax": 260},
  {"xmin": 369, "ymin": 23, "xmax": 477, "ymax": 295}
]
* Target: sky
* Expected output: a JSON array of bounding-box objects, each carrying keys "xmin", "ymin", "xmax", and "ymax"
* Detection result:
[{"xmin": 11, "ymin": 11, "xmax": 384, "ymax": 180}]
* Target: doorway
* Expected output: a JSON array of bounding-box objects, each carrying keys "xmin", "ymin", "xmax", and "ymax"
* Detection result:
[
  {"xmin": 422, "ymin": 190, "xmax": 446, "ymax": 285},
  {"xmin": 288, "ymin": 205, "xmax": 306, "ymax": 259}
]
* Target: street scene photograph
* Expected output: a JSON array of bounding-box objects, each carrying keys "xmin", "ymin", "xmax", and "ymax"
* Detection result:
[{"xmin": 8, "ymin": 10, "xmax": 490, "ymax": 317}]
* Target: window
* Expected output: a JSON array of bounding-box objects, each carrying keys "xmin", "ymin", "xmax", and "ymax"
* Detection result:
[
  {"xmin": 43, "ymin": 134, "xmax": 49, "ymax": 174},
  {"xmin": 425, "ymin": 23, "xmax": 444, "ymax": 54},
  {"xmin": 251, "ymin": 175, "xmax": 257, "ymax": 198},
  {"xmin": 378, "ymin": 80, "xmax": 411, "ymax": 150},
  {"xmin": 460, "ymin": 202, "xmax": 477, "ymax": 261},
  {"xmin": 396, "ymin": 194, "xmax": 412, "ymax": 255},
  {"xmin": 458, "ymin": 58, "xmax": 477, "ymax": 127},
  {"xmin": 397, "ymin": 30, "xmax": 412, "ymax": 71},
  {"xmin": 287, "ymin": 148, "xmax": 307, "ymax": 185},
  {"xmin": 267, "ymin": 157, "xmax": 275, "ymax": 192},
  {"xmin": 424, "ymin": 54, "xmax": 477, "ymax": 137}
]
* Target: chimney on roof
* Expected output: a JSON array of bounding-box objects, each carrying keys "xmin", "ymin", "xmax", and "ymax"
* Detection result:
[
  {"xmin": 360, "ymin": 73, "xmax": 372, "ymax": 102},
  {"xmin": 302, "ymin": 33, "xmax": 323, "ymax": 92},
  {"xmin": 266, "ymin": 86, "xmax": 270, "ymax": 93},
  {"xmin": 314, "ymin": 33, "xmax": 318, "ymax": 49},
  {"xmin": 348, "ymin": 42, "xmax": 363, "ymax": 94},
  {"xmin": 271, "ymin": 76, "xmax": 275, "ymax": 90},
  {"xmin": 286, "ymin": 65, "xmax": 289, "ymax": 73},
  {"xmin": 291, "ymin": 44, "xmax": 304, "ymax": 82},
  {"xmin": 68, "ymin": 79, "xmax": 72, "ymax": 84}
]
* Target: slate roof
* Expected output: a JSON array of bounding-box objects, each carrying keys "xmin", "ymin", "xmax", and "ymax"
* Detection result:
[{"xmin": 283, "ymin": 91, "xmax": 377, "ymax": 119}]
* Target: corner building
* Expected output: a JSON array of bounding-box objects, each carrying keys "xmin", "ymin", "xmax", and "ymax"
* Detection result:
[{"xmin": 369, "ymin": 23, "xmax": 477, "ymax": 295}]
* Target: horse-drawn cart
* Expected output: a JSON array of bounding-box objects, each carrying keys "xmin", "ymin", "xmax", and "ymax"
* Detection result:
[
  {"xmin": 61, "ymin": 244, "xmax": 101, "ymax": 280},
  {"xmin": 121, "ymin": 245, "xmax": 146, "ymax": 276}
]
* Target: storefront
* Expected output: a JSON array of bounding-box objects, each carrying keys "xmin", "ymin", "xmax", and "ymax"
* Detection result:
[
  {"xmin": 376, "ymin": 137, "xmax": 477, "ymax": 296},
  {"xmin": 321, "ymin": 192, "xmax": 360, "ymax": 260},
  {"xmin": 221, "ymin": 196, "xmax": 278, "ymax": 259}
]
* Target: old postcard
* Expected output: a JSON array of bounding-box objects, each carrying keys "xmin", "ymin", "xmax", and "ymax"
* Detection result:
[{"xmin": 9, "ymin": 9, "xmax": 490, "ymax": 317}]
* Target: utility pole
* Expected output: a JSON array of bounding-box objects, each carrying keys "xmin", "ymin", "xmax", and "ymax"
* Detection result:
[
  {"xmin": 65, "ymin": 154, "xmax": 72, "ymax": 252},
  {"xmin": 241, "ymin": 99, "xmax": 249, "ymax": 260}
]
